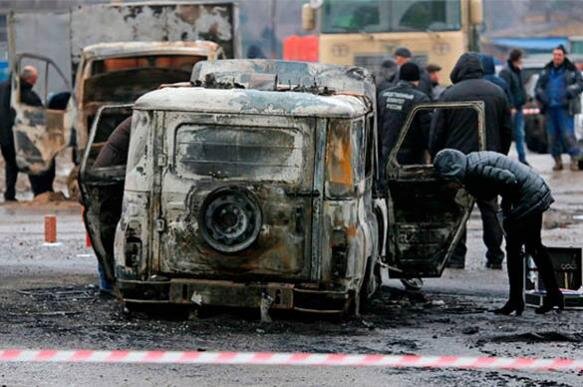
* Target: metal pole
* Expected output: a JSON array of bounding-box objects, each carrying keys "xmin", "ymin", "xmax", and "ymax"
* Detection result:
[{"xmin": 270, "ymin": 0, "xmax": 276, "ymax": 59}]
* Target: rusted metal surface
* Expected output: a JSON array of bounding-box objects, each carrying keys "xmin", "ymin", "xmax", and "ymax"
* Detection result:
[
  {"xmin": 70, "ymin": 2, "xmax": 239, "ymax": 64},
  {"xmin": 80, "ymin": 41, "xmax": 222, "ymax": 62},
  {"xmin": 10, "ymin": 53, "xmax": 72, "ymax": 174},
  {"xmin": 72, "ymin": 41, "xmax": 221, "ymax": 163},
  {"xmin": 81, "ymin": 60, "xmax": 481, "ymax": 317},
  {"xmin": 385, "ymin": 101, "xmax": 486, "ymax": 278},
  {"xmin": 98, "ymin": 60, "xmax": 379, "ymax": 315},
  {"xmin": 191, "ymin": 59, "xmax": 376, "ymax": 102},
  {"xmin": 8, "ymin": 2, "xmax": 236, "ymax": 175},
  {"xmin": 79, "ymin": 105, "xmax": 133, "ymax": 282}
]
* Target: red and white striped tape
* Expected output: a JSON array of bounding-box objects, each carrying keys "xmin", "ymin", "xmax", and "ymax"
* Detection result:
[{"xmin": 0, "ymin": 349, "xmax": 582, "ymax": 371}]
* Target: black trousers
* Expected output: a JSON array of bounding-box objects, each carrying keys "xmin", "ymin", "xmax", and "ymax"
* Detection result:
[
  {"xmin": 1, "ymin": 140, "xmax": 55, "ymax": 200},
  {"xmin": 450, "ymin": 197, "xmax": 505, "ymax": 265},
  {"xmin": 28, "ymin": 160, "xmax": 55, "ymax": 196},
  {"xmin": 1, "ymin": 141, "xmax": 19, "ymax": 200},
  {"xmin": 504, "ymin": 211, "xmax": 560, "ymax": 303}
]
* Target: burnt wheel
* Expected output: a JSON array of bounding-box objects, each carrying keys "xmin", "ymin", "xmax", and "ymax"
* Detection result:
[
  {"xmin": 200, "ymin": 187, "xmax": 262, "ymax": 254},
  {"xmin": 401, "ymin": 278, "xmax": 424, "ymax": 291}
]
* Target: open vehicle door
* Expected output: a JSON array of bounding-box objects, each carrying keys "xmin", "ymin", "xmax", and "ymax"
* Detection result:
[
  {"xmin": 10, "ymin": 53, "xmax": 72, "ymax": 174},
  {"xmin": 385, "ymin": 101, "xmax": 486, "ymax": 278},
  {"xmin": 79, "ymin": 105, "xmax": 133, "ymax": 283}
]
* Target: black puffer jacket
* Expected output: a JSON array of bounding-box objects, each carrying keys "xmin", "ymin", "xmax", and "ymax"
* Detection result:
[
  {"xmin": 429, "ymin": 53, "xmax": 512, "ymax": 156},
  {"xmin": 377, "ymin": 80, "xmax": 431, "ymax": 167},
  {"xmin": 434, "ymin": 149, "xmax": 554, "ymax": 221}
]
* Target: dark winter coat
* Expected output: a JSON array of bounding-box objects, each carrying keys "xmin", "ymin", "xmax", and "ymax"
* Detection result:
[
  {"xmin": 94, "ymin": 116, "xmax": 132, "ymax": 168},
  {"xmin": 499, "ymin": 60, "xmax": 527, "ymax": 108},
  {"xmin": 377, "ymin": 80, "xmax": 431, "ymax": 167},
  {"xmin": 434, "ymin": 149, "xmax": 554, "ymax": 221},
  {"xmin": 0, "ymin": 80, "xmax": 11, "ymax": 145},
  {"xmin": 535, "ymin": 57, "xmax": 582, "ymax": 115},
  {"xmin": 479, "ymin": 54, "xmax": 512, "ymax": 103},
  {"xmin": 386, "ymin": 66, "xmax": 434, "ymax": 99},
  {"xmin": 429, "ymin": 52, "xmax": 512, "ymax": 156},
  {"xmin": 0, "ymin": 79, "xmax": 43, "ymax": 146}
]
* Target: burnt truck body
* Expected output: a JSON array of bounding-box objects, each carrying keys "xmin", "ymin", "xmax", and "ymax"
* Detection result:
[
  {"xmin": 7, "ymin": 1, "xmax": 238, "ymax": 176},
  {"xmin": 80, "ymin": 60, "xmax": 485, "ymax": 315}
]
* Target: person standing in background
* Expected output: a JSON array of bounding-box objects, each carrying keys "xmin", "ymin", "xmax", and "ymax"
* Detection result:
[
  {"xmin": 0, "ymin": 66, "xmax": 44, "ymax": 202},
  {"xmin": 535, "ymin": 45, "xmax": 582, "ymax": 171},
  {"xmin": 479, "ymin": 54, "xmax": 512, "ymax": 103},
  {"xmin": 387, "ymin": 47, "xmax": 433, "ymax": 98},
  {"xmin": 500, "ymin": 49, "xmax": 529, "ymax": 165},
  {"xmin": 426, "ymin": 63, "xmax": 445, "ymax": 100},
  {"xmin": 430, "ymin": 52, "xmax": 512, "ymax": 270},
  {"xmin": 377, "ymin": 62, "xmax": 431, "ymax": 179}
]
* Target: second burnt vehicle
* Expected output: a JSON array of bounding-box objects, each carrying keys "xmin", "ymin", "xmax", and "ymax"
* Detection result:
[
  {"xmin": 80, "ymin": 60, "xmax": 485, "ymax": 316},
  {"xmin": 7, "ymin": 1, "xmax": 237, "ymax": 191}
]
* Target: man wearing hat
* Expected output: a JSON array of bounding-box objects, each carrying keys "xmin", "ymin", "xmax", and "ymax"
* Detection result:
[
  {"xmin": 386, "ymin": 47, "xmax": 433, "ymax": 98},
  {"xmin": 426, "ymin": 63, "xmax": 445, "ymax": 100},
  {"xmin": 377, "ymin": 62, "xmax": 431, "ymax": 186}
]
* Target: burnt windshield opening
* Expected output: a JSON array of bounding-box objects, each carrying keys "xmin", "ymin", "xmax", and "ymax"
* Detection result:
[
  {"xmin": 175, "ymin": 124, "xmax": 304, "ymax": 182},
  {"xmin": 84, "ymin": 55, "xmax": 206, "ymax": 103}
]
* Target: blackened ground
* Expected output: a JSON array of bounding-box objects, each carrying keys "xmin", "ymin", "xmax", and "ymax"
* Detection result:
[{"xmin": 0, "ymin": 151, "xmax": 582, "ymax": 386}]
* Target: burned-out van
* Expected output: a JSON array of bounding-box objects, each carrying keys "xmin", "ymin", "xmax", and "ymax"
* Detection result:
[{"xmin": 80, "ymin": 60, "xmax": 484, "ymax": 316}]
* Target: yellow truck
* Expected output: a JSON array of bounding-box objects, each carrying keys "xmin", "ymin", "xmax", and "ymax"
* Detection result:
[{"xmin": 303, "ymin": 0, "xmax": 483, "ymax": 83}]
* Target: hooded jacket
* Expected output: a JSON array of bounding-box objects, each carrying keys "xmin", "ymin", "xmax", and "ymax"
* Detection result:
[
  {"xmin": 429, "ymin": 53, "xmax": 512, "ymax": 156},
  {"xmin": 434, "ymin": 149, "xmax": 553, "ymax": 221},
  {"xmin": 479, "ymin": 54, "xmax": 512, "ymax": 103},
  {"xmin": 535, "ymin": 57, "xmax": 582, "ymax": 115},
  {"xmin": 499, "ymin": 59, "xmax": 527, "ymax": 108}
]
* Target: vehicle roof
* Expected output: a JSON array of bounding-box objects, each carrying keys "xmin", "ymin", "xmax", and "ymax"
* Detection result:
[
  {"xmin": 192, "ymin": 59, "xmax": 376, "ymax": 103},
  {"xmin": 134, "ymin": 87, "xmax": 369, "ymax": 119},
  {"xmin": 82, "ymin": 41, "xmax": 219, "ymax": 60}
]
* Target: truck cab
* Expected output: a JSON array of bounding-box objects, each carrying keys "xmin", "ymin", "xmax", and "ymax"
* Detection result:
[{"xmin": 80, "ymin": 60, "xmax": 482, "ymax": 316}]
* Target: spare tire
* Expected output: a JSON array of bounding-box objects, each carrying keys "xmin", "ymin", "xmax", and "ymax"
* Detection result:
[{"xmin": 199, "ymin": 186, "xmax": 262, "ymax": 254}]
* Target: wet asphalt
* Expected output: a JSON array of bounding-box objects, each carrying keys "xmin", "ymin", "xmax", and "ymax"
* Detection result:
[{"xmin": 0, "ymin": 152, "xmax": 582, "ymax": 386}]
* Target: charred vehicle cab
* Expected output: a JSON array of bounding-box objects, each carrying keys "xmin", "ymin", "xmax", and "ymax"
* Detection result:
[
  {"xmin": 9, "ymin": 41, "xmax": 222, "ymax": 188},
  {"xmin": 81, "ymin": 60, "xmax": 483, "ymax": 316}
]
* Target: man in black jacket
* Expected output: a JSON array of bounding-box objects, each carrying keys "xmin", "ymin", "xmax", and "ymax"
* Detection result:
[
  {"xmin": 500, "ymin": 49, "xmax": 529, "ymax": 165},
  {"xmin": 430, "ymin": 52, "xmax": 513, "ymax": 269},
  {"xmin": 377, "ymin": 62, "xmax": 431, "ymax": 185},
  {"xmin": 434, "ymin": 149, "xmax": 563, "ymax": 315},
  {"xmin": 0, "ymin": 66, "xmax": 43, "ymax": 201}
]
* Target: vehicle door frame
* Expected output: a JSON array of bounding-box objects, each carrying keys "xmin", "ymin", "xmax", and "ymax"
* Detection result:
[
  {"xmin": 385, "ymin": 101, "xmax": 486, "ymax": 277},
  {"xmin": 10, "ymin": 52, "xmax": 73, "ymax": 174},
  {"xmin": 79, "ymin": 103, "xmax": 133, "ymax": 282}
]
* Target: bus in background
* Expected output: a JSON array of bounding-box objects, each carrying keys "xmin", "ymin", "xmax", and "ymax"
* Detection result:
[{"xmin": 302, "ymin": 0, "xmax": 483, "ymax": 84}]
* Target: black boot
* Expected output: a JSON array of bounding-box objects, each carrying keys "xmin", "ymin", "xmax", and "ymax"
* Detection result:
[
  {"xmin": 494, "ymin": 299, "xmax": 525, "ymax": 316},
  {"xmin": 535, "ymin": 291, "xmax": 564, "ymax": 314},
  {"xmin": 495, "ymin": 251, "xmax": 524, "ymax": 316}
]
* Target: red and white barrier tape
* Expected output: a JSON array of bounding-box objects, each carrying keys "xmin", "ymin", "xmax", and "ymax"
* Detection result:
[{"xmin": 0, "ymin": 350, "xmax": 582, "ymax": 371}]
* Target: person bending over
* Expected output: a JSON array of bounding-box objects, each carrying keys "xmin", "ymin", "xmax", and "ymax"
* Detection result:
[{"xmin": 433, "ymin": 148, "xmax": 563, "ymax": 315}]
